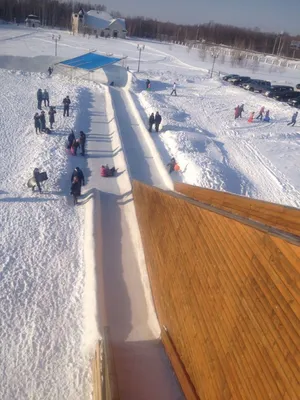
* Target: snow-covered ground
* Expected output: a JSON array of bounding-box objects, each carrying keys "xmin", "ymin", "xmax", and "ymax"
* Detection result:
[
  {"xmin": 1, "ymin": 23, "xmax": 300, "ymax": 400},
  {"xmin": 0, "ymin": 65, "xmax": 101, "ymax": 399},
  {"xmin": 133, "ymin": 72, "xmax": 300, "ymax": 207}
]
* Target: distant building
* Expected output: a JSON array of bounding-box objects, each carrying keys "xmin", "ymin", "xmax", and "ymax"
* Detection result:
[
  {"xmin": 25, "ymin": 14, "xmax": 41, "ymax": 28},
  {"xmin": 72, "ymin": 10, "xmax": 127, "ymax": 39}
]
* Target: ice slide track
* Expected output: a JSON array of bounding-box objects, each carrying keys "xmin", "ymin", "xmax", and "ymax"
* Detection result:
[{"xmin": 109, "ymin": 86, "xmax": 173, "ymax": 190}]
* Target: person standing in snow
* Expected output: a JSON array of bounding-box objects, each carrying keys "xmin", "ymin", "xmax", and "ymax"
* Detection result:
[
  {"xmin": 146, "ymin": 79, "xmax": 150, "ymax": 90},
  {"xmin": 234, "ymin": 105, "xmax": 240, "ymax": 119},
  {"xmin": 67, "ymin": 130, "xmax": 75, "ymax": 149},
  {"xmin": 48, "ymin": 66, "xmax": 53, "ymax": 77},
  {"xmin": 170, "ymin": 82, "xmax": 177, "ymax": 96},
  {"xmin": 287, "ymin": 111, "xmax": 298, "ymax": 126},
  {"xmin": 34, "ymin": 112, "xmax": 41, "ymax": 134},
  {"xmin": 256, "ymin": 106, "xmax": 265, "ymax": 120},
  {"xmin": 79, "ymin": 131, "xmax": 86, "ymax": 156},
  {"xmin": 48, "ymin": 106, "xmax": 56, "ymax": 129},
  {"xmin": 149, "ymin": 112, "xmax": 155, "ymax": 132},
  {"xmin": 63, "ymin": 96, "xmax": 71, "ymax": 117},
  {"xmin": 43, "ymin": 89, "xmax": 49, "ymax": 107},
  {"xmin": 71, "ymin": 167, "xmax": 85, "ymax": 187},
  {"xmin": 70, "ymin": 176, "xmax": 81, "ymax": 205},
  {"xmin": 40, "ymin": 111, "xmax": 46, "ymax": 131},
  {"xmin": 238, "ymin": 104, "xmax": 245, "ymax": 118},
  {"xmin": 264, "ymin": 110, "xmax": 270, "ymax": 122},
  {"xmin": 33, "ymin": 168, "xmax": 42, "ymax": 193},
  {"xmin": 167, "ymin": 157, "xmax": 176, "ymax": 174},
  {"xmin": 37, "ymin": 89, "xmax": 43, "ymax": 110},
  {"xmin": 154, "ymin": 111, "xmax": 162, "ymax": 132}
]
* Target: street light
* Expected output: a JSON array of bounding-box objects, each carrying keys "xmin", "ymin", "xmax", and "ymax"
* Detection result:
[
  {"xmin": 210, "ymin": 48, "xmax": 219, "ymax": 78},
  {"xmin": 52, "ymin": 34, "xmax": 61, "ymax": 56},
  {"xmin": 137, "ymin": 44, "xmax": 145, "ymax": 72}
]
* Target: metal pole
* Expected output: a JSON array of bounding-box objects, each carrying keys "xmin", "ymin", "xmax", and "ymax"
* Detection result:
[
  {"xmin": 137, "ymin": 48, "xmax": 141, "ymax": 72},
  {"xmin": 210, "ymin": 55, "xmax": 216, "ymax": 78}
]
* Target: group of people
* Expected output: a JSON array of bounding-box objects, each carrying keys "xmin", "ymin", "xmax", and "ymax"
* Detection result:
[
  {"xmin": 67, "ymin": 130, "xmax": 86, "ymax": 156},
  {"xmin": 149, "ymin": 111, "xmax": 162, "ymax": 132},
  {"xmin": 235, "ymin": 104, "xmax": 298, "ymax": 126},
  {"xmin": 34, "ymin": 89, "xmax": 71, "ymax": 133}
]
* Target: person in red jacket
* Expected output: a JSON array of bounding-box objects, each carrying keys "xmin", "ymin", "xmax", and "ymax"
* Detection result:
[
  {"xmin": 101, "ymin": 165, "xmax": 116, "ymax": 177},
  {"xmin": 234, "ymin": 106, "xmax": 240, "ymax": 119}
]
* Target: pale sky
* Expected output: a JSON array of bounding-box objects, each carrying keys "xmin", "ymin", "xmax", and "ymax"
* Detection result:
[{"xmin": 87, "ymin": 0, "xmax": 300, "ymax": 35}]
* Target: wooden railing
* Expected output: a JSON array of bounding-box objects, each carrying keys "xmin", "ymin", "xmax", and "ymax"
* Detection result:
[{"xmin": 92, "ymin": 328, "xmax": 119, "ymax": 400}]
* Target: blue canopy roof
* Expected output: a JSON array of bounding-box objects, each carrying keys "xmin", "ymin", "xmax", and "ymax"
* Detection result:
[{"xmin": 60, "ymin": 52, "xmax": 122, "ymax": 71}]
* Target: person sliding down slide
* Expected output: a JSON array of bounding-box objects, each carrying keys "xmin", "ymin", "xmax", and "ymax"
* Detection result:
[{"xmin": 101, "ymin": 165, "xmax": 116, "ymax": 177}]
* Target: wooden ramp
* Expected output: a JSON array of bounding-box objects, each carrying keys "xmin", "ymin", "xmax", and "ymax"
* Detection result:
[{"xmin": 133, "ymin": 180, "xmax": 300, "ymax": 400}]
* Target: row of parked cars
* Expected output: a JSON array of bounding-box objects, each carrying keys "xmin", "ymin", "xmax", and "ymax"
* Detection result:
[{"xmin": 223, "ymin": 74, "xmax": 300, "ymax": 108}]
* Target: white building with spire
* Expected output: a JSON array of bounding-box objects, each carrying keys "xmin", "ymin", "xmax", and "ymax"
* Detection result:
[{"xmin": 72, "ymin": 9, "xmax": 127, "ymax": 39}]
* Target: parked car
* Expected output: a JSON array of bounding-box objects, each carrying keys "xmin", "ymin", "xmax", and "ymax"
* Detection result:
[
  {"xmin": 243, "ymin": 79, "xmax": 271, "ymax": 93},
  {"xmin": 296, "ymin": 84, "xmax": 300, "ymax": 90},
  {"xmin": 222, "ymin": 74, "xmax": 240, "ymax": 81},
  {"xmin": 287, "ymin": 97, "xmax": 300, "ymax": 108},
  {"xmin": 274, "ymin": 91, "xmax": 300, "ymax": 102},
  {"xmin": 264, "ymin": 85, "xmax": 294, "ymax": 98},
  {"xmin": 229, "ymin": 76, "xmax": 251, "ymax": 86}
]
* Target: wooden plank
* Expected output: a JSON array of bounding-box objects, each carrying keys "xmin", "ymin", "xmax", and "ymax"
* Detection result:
[
  {"xmin": 133, "ymin": 181, "xmax": 300, "ymax": 400},
  {"xmin": 175, "ymin": 183, "xmax": 300, "ymax": 236}
]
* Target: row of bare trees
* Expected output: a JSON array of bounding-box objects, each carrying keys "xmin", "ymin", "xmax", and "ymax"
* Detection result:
[
  {"xmin": 0, "ymin": 0, "xmax": 106, "ymax": 28},
  {"xmin": 125, "ymin": 17, "xmax": 300, "ymax": 59},
  {"xmin": 0, "ymin": 0, "xmax": 299, "ymax": 58}
]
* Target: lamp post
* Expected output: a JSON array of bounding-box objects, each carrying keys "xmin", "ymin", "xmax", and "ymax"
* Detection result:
[
  {"xmin": 210, "ymin": 48, "xmax": 219, "ymax": 78},
  {"xmin": 137, "ymin": 44, "xmax": 145, "ymax": 72},
  {"xmin": 52, "ymin": 34, "xmax": 61, "ymax": 56}
]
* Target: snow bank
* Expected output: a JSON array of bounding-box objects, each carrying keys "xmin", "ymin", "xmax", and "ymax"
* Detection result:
[
  {"xmin": 0, "ymin": 69, "xmax": 99, "ymax": 399},
  {"xmin": 132, "ymin": 71, "xmax": 300, "ymax": 207}
]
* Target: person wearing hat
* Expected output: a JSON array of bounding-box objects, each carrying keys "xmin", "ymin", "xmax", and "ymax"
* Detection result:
[
  {"xmin": 63, "ymin": 95, "xmax": 71, "ymax": 117},
  {"xmin": 43, "ymin": 89, "xmax": 49, "ymax": 107},
  {"xmin": 37, "ymin": 89, "xmax": 43, "ymax": 110},
  {"xmin": 34, "ymin": 112, "xmax": 41, "ymax": 134},
  {"xmin": 40, "ymin": 111, "xmax": 46, "ymax": 131}
]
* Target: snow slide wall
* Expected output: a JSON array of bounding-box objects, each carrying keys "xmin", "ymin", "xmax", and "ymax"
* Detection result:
[{"xmin": 133, "ymin": 180, "xmax": 300, "ymax": 400}]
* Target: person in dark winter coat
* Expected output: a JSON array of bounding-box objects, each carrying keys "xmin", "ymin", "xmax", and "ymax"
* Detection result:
[
  {"xmin": 167, "ymin": 157, "xmax": 176, "ymax": 174},
  {"xmin": 238, "ymin": 104, "xmax": 244, "ymax": 118},
  {"xmin": 149, "ymin": 112, "xmax": 155, "ymax": 132},
  {"xmin": 40, "ymin": 111, "xmax": 46, "ymax": 131},
  {"xmin": 67, "ymin": 130, "xmax": 75, "ymax": 149},
  {"xmin": 63, "ymin": 96, "xmax": 71, "ymax": 117},
  {"xmin": 37, "ymin": 89, "xmax": 43, "ymax": 110},
  {"xmin": 33, "ymin": 168, "xmax": 42, "ymax": 193},
  {"xmin": 71, "ymin": 167, "xmax": 85, "ymax": 186},
  {"xmin": 34, "ymin": 112, "xmax": 41, "ymax": 134},
  {"xmin": 79, "ymin": 131, "xmax": 86, "ymax": 156},
  {"xmin": 287, "ymin": 111, "xmax": 298, "ymax": 126},
  {"xmin": 48, "ymin": 106, "xmax": 56, "ymax": 129},
  {"xmin": 146, "ymin": 79, "xmax": 150, "ymax": 90},
  {"xmin": 43, "ymin": 89, "xmax": 49, "ymax": 107},
  {"xmin": 256, "ymin": 106, "xmax": 265, "ymax": 120},
  {"xmin": 48, "ymin": 66, "xmax": 53, "ymax": 76},
  {"xmin": 70, "ymin": 176, "xmax": 81, "ymax": 205},
  {"xmin": 154, "ymin": 112, "xmax": 162, "ymax": 132}
]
